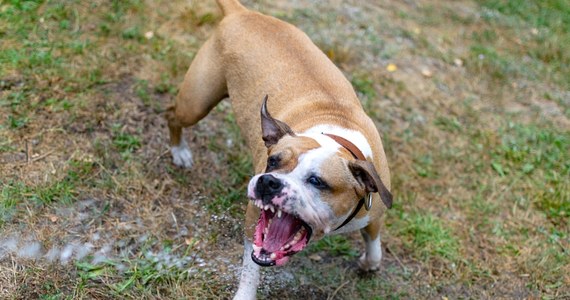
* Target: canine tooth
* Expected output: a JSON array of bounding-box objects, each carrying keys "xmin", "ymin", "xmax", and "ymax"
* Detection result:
[
  {"xmin": 270, "ymin": 206, "xmax": 275, "ymax": 213},
  {"xmin": 264, "ymin": 205, "xmax": 270, "ymax": 211},
  {"xmin": 270, "ymin": 253, "xmax": 277, "ymax": 260},
  {"xmin": 277, "ymin": 209, "xmax": 282, "ymax": 218}
]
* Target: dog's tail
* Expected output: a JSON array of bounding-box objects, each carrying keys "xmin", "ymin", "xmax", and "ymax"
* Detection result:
[{"xmin": 216, "ymin": 0, "xmax": 247, "ymax": 16}]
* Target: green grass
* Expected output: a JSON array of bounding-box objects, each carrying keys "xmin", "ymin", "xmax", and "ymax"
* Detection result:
[
  {"xmin": 469, "ymin": 44, "xmax": 523, "ymax": 83},
  {"xmin": 484, "ymin": 123, "xmax": 570, "ymax": 223},
  {"xmin": 0, "ymin": 160, "xmax": 97, "ymax": 226},
  {"xmin": 306, "ymin": 235, "xmax": 359, "ymax": 258},
  {"xmin": 475, "ymin": 0, "xmax": 570, "ymax": 88},
  {"xmin": 394, "ymin": 211, "xmax": 460, "ymax": 263}
]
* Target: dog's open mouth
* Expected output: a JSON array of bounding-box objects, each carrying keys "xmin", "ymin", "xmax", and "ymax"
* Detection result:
[{"xmin": 251, "ymin": 202, "xmax": 312, "ymax": 267}]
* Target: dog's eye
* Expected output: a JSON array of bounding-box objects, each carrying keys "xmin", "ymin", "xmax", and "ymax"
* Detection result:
[{"xmin": 307, "ymin": 175, "xmax": 328, "ymax": 189}]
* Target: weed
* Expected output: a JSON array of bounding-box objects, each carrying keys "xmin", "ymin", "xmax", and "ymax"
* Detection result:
[
  {"xmin": 135, "ymin": 80, "xmax": 151, "ymax": 106},
  {"xmin": 469, "ymin": 44, "xmax": 520, "ymax": 82},
  {"xmin": 112, "ymin": 130, "xmax": 141, "ymax": 154},
  {"xmin": 306, "ymin": 235, "xmax": 359, "ymax": 258},
  {"xmin": 122, "ymin": 26, "xmax": 143, "ymax": 41},
  {"xmin": 434, "ymin": 116, "xmax": 462, "ymax": 133},
  {"xmin": 7, "ymin": 114, "xmax": 28, "ymax": 128},
  {"xmin": 395, "ymin": 211, "xmax": 460, "ymax": 262}
]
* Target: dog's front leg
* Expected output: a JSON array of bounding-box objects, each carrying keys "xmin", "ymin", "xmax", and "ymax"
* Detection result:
[
  {"xmin": 234, "ymin": 239, "xmax": 260, "ymax": 300},
  {"xmin": 358, "ymin": 218, "xmax": 383, "ymax": 271},
  {"xmin": 234, "ymin": 202, "xmax": 261, "ymax": 299}
]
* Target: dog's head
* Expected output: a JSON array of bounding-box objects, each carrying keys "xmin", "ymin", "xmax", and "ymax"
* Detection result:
[{"xmin": 247, "ymin": 96, "xmax": 392, "ymax": 267}]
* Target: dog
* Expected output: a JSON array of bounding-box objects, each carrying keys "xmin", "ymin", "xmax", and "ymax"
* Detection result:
[{"xmin": 165, "ymin": 0, "xmax": 393, "ymax": 298}]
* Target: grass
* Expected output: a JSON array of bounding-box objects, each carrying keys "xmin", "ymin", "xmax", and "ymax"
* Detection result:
[
  {"xmin": 1, "ymin": 160, "xmax": 97, "ymax": 226},
  {"xmin": 306, "ymin": 235, "xmax": 359, "ymax": 258},
  {"xmin": 397, "ymin": 212, "xmax": 460, "ymax": 262},
  {"xmin": 474, "ymin": 0, "xmax": 570, "ymax": 88},
  {"xmin": 0, "ymin": 0, "xmax": 569, "ymax": 299}
]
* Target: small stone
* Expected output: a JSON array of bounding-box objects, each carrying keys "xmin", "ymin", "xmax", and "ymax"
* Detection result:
[
  {"xmin": 309, "ymin": 254, "xmax": 322, "ymax": 261},
  {"xmin": 453, "ymin": 58, "xmax": 463, "ymax": 66},
  {"xmin": 421, "ymin": 67, "xmax": 432, "ymax": 77},
  {"xmin": 144, "ymin": 31, "xmax": 154, "ymax": 39}
]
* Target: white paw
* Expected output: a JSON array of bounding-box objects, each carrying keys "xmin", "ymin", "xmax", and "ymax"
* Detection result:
[
  {"xmin": 171, "ymin": 142, "xmax": 193, "ymax": 168},
  {"xmin": 358, "ymin": 253, "xmax": 381, "ymax": 272}
]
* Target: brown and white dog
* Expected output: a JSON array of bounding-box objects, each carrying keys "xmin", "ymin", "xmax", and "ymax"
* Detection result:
[{"xmin": 166, "ymin": 0, "xmax": 393, "ymax": 298}]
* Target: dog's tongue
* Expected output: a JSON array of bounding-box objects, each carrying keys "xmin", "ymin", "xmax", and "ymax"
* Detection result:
[{"xmin": 263, "ymin": 213, "xmax": 301, "ymax": 253}]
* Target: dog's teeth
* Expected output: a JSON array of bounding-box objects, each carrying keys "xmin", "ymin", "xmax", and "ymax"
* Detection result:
[
  {"xmin": 277, "ymin": 209, "xmax": 282, "ymax": 218},
  {"xmin": 264, "ymin": 205, "xmax": 270, "ymax": 211},
  {"xmin": 270, "ymin": 253, "xmax": 277, "ymax": 260},
  {"xmin": 270, "ymin": 206, "xmax": 275, "ymax": 213},
  {"xmin": 292, "ymin": 230, "xmax": 303, "ymax": 243}
]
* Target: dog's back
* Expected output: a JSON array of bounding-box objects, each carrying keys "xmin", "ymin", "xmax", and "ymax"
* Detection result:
[{"xmin": 214, "ymin": 1, "xmax": 368, "ymax": 161}]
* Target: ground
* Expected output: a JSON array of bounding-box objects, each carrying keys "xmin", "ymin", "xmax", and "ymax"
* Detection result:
[{"xmin": 1, "ymin": 0, "xmax": 569, "ymax": 299}]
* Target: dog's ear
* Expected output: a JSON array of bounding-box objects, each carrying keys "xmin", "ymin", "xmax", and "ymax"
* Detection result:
[
  {"xmin": 260, "ymin": 95, "xmax": 295, "ymax": 147},
  {"xmin": 348, "ymin": 160, "xmax": 393, "ymax": 209}
]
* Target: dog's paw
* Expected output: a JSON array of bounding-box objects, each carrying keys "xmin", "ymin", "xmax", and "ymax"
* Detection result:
[
  {"xmin": 171, "ymin": 143, "xmax": 193, "ymax": 168},
  {"xmin": 358, "ymin": 253, "xmax": 381, "ymax": 272}
]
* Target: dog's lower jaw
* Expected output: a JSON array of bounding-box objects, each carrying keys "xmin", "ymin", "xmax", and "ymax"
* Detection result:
[
  {"xmin": 234, "ymin": 240, "xmax": 260, "ymax": 300},
  {"xmin": 171, "ymin": 140, "xmax": 193, "ymax": 168},
  {"xmin": 358, "ymin": 235, "xmax": 383, "ymax": 272}
]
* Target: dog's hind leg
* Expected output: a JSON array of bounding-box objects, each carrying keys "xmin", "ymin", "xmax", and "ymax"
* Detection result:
[{"xmin": 166, "ymin": 36, "xmax": 227, "ymax": 168}]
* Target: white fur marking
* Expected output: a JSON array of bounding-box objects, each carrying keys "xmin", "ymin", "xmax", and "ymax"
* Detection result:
[
  {"xmin": 359, "ymin": 234, "xmax": 382, "ymax": 271},
  {"xmin": 171, "ymin": 140, "xmax": 193, "ymax": 168},
  {"xmin": 300, "ymin": 124, "xmax": 373, "ymax": 159},
  {"xmin": 333, "ymin": 214, "xmax": 370, "ymax": 234}
]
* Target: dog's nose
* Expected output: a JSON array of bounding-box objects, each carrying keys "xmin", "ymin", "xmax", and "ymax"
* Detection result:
[{"xmin": 255, "ymin": 174, "xmax": 283, "ymax": 203}]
